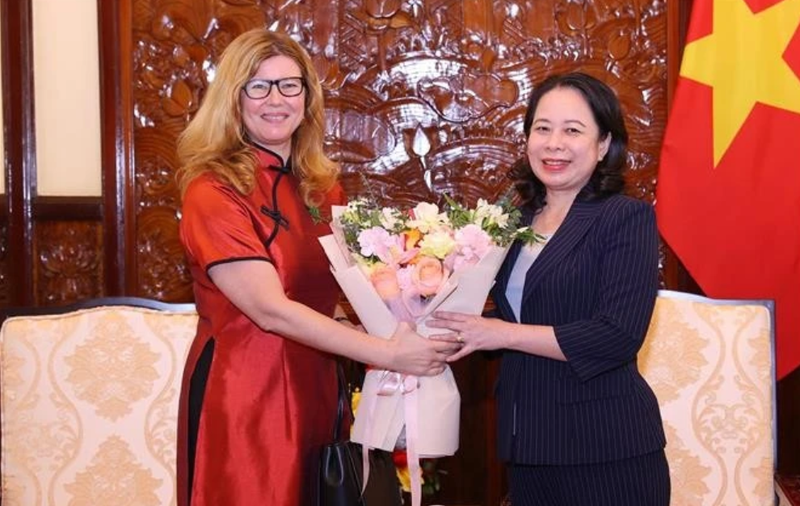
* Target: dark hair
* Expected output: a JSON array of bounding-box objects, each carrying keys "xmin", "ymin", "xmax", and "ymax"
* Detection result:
[{"xmin": 509, "ymin": 72, "xmax": 628, "ymax": 212}]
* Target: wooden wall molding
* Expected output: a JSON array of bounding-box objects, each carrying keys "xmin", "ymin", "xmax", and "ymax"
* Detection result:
[
  {"xmin": 0, "ymin": 203, "xmax": 7, "ymax": 305},
  {"xmin": 33, "ymin": 196, "xmax": 103, "ymax": 221},
  {"xmin": 1, "ymin": 0, "xmax": 36, "ymax": 307},
  {"xmin": 98, "ymin": 0, "xmax": 136, "ymax": 297}
]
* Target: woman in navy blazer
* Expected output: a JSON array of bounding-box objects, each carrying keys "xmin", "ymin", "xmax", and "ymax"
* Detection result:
[{"xmin": 430, "ymin": 73, "xmax": 669, "ymax": 505}]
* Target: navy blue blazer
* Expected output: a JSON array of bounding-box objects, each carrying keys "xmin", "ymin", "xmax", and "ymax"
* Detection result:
[{"xmin": 491, "ymin": 194, "xmax": 666, "ymax": 465}]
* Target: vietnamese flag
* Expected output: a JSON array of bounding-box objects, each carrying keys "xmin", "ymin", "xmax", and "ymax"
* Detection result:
[{"xmin": 657, "ymin": 0, "xmax": 800, "ymax": 379}]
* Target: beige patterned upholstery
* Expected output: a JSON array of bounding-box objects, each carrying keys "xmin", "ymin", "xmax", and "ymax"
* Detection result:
[
  {"xmin": 0, "ymin": 303, "xmax": 197, "ymax": 506},
  {"xmin": 639, "ymin": 290, "xmax": 775, "ymax": 505}
]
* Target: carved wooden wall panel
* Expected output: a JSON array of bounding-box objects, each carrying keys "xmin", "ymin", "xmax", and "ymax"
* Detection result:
[
  {"xmin": 132, "ymin": 0, "xmax": 666, "ymax": 302},
  {"xmin": 33, "ymin": 221, "xmax": 103, "ymax": 305},
  {"xmin": 134, "ymin": 136, "xmax": 193, "ymax": 301}
]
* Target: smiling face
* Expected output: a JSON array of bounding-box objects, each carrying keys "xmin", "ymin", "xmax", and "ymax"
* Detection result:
[
  {"xmin": 526, "ymin": 86, "xmax": 611, "ymax": 199},
  {"xmin": 240, "ymin": 55, "xmax": 306, "ymax": 161}
]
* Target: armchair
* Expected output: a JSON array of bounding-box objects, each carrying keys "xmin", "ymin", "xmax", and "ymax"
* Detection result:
[
  {"xmin": 0, "ymin": 298, "xmax": 197, "ymax": 505},
  {"xmin": 639, "ymin": 290, "xmax": 776, "ymax": 505}
]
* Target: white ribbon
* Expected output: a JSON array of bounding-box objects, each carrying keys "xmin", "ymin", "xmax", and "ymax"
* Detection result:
[{"xmin": 360, "ymin": 370, "xmax": 420, "ymax": 501}]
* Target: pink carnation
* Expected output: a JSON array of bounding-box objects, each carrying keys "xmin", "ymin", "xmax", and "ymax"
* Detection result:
[
  {"xmin": 358, "ymin": 227, "xmax": 405, "ymax": 264},
  {"xmin": 450, "ymin": 224, "xmax": 492, "ymax": 270}
]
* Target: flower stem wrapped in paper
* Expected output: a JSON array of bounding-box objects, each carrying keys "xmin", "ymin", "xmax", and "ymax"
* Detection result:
[{"xmin": 318, "ymin": 196, "xmax": 537, "ymax": 505}]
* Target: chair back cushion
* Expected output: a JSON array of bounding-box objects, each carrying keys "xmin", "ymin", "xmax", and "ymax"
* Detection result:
[
  {"xmin": 1, "ymin": 305, "xmax": 197, "ymax": 505},
  {"xmin": 639, "ymin": 291, "xmax": 774, "ymax": 505}
]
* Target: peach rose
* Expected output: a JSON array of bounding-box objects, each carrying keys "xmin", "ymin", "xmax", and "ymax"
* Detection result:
[
  {"xmin": 411, "ymin": 256, "xmax": 448, "ymax": 297},
  {"xmin": 370, "ymin": 265, "xmax": 401, "ymax": 300}
]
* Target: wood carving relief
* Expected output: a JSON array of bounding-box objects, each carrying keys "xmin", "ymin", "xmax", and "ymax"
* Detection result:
[
  {"xmin": 133, "ymin": 0, "xmax": 666, "ymax": 301},
  {"xmin": 135, "ymin": 134, "xmax": 193, "ymax": 301},
  {"xmin": 34, "ymin": 221, "xmax": 103, "ymax": 305}
]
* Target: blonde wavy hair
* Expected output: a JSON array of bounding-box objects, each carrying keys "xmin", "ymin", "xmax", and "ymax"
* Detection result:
[{"xmin": 176, "ymin": 28, "xmax": 338, "ymax": 206}]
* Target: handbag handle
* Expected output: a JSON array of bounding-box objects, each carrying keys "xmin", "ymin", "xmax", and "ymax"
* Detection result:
[{"xmin": 332, "ymin": 362, "xmax": 352, "ymax": 443}]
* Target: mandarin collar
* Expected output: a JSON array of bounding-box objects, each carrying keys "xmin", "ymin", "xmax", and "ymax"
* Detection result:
[{"xmin": 248, "ymin": 141, "xmax": 291, "ymax": 173}]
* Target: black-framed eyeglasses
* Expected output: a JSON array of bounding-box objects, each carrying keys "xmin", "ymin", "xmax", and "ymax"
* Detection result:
[{"xmin": 242, "ymin": 77, "xmax": 305, "ymax": 99}]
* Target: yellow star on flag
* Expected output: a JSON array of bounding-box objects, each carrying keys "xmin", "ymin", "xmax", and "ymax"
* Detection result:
[{"xmin": 680, "ymin": 0, "xmax": 800, "ymax": 166}]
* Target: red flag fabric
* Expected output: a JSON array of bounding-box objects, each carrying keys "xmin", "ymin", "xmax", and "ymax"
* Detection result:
[{"xmin": 657, "ymin": 0, "xmax": 800, "ymax": 379}]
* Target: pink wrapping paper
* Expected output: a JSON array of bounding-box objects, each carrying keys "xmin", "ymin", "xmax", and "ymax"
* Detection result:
[{"xmin": 318, "ymin": 232, "xmax": 509, "ymax": 457}]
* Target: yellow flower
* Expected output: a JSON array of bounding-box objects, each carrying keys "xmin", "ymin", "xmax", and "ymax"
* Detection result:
[
  {"xmin": 396, "ymin": 465, "xmax": 411, "ymax": 492},
  {"xmin": 418, "ymin": 231, "xmax": 456, "ymax": 259},
  {"xmin": 350, "ymin": 388, "xmax": 361, "ymax": 437},
  {"xmin": 395, "ymin": 465, "xmax": 428, "ymax": 494},
  {"xmin": 351, "ymin": 388, "xmax": 361, "ymax": 415}
]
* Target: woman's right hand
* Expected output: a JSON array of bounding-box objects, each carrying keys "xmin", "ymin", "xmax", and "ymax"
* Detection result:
[{"xmin": 386, "ymin": 322, "xmax": 462, "ymax": 376}]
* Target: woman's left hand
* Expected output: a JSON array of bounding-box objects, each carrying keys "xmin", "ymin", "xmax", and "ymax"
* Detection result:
[{"xmin": 427, "ymin": 311, "xmax": 508, "ymax": 362}]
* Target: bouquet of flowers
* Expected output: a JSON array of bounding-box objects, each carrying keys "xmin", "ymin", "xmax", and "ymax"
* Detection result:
[
  {"xmin": 336, "ymin": 196, "xmax": 529, "ymax": 321},
  {"xmin": 319, "ymin": 196, "xmax": 535, "ymax": 506}
]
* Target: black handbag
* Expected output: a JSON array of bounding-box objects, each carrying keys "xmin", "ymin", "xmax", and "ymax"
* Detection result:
[{"xmin": 319, "ymin": 365, "xmax": 403, "ymax": 506}]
